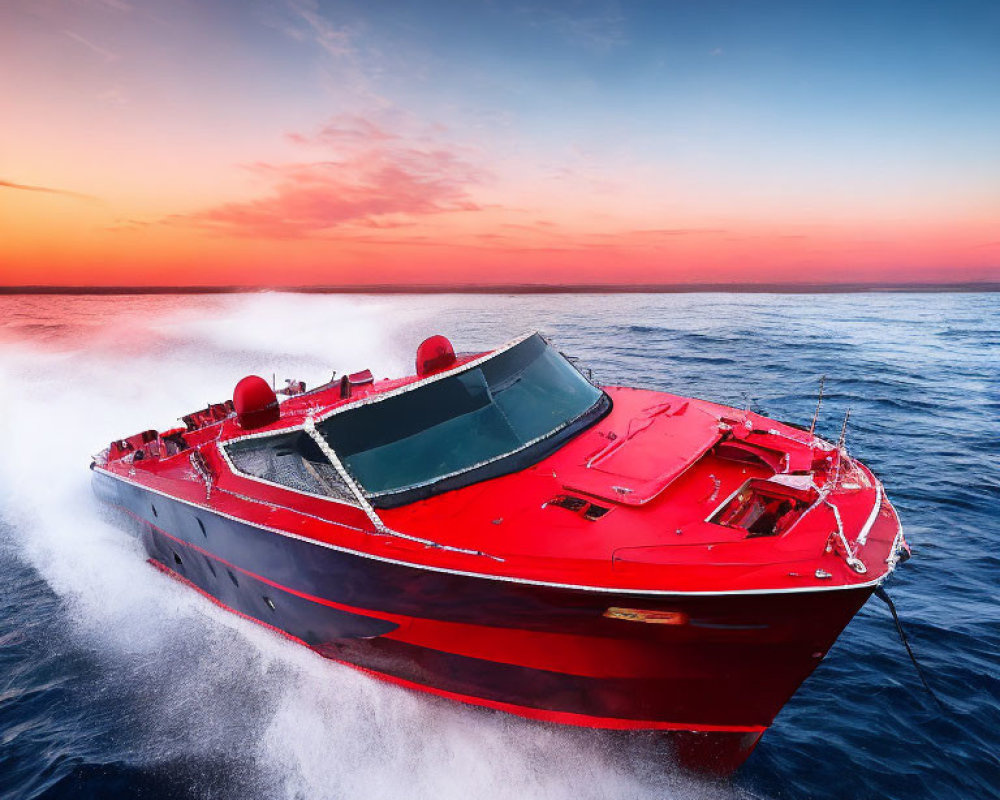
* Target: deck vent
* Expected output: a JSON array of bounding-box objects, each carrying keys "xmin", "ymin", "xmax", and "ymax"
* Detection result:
[
  {"xmin": 264, "ymin": 596, "xmax": 276, "ymax": 611},
  {"xmin": 228, "ymin": 570, "xmax": 239, "ymax": 588},
  {"xmin": 196, "ymin": 518, "xmax": 207, "ymax": 537},
  {"xmin": 547, "ymin": 495, "xmax": 588, "ymax": 512},
  {"xmin": 172, "ymin": 551, "xmax": 182, "ymax": 566},
  {"xmin": 546, "ymin": 494, "xmax": 612, "ymax": 521}
]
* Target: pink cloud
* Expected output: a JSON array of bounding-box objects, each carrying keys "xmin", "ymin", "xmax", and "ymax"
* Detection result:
[
  {"xmin": 173, "ymin": 116, "xmax": 483, "ymax": 238},
  {"xmin": 285, "ymin": 116, "xmax": 397, "ymax": 148},
  {"xmin": 0, "ymin": 179, "xmax": 96, "ymax": 201}
]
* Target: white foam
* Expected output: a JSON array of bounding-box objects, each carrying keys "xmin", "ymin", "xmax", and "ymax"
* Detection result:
[{"xmin": 0, "ymin": 294, "xmax": 741, "ymax": 799}]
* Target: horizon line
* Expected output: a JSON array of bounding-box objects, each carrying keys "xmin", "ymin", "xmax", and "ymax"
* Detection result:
[{"xmin": 1, "ymin": 281, "xmax": 998, "ymax": 295}]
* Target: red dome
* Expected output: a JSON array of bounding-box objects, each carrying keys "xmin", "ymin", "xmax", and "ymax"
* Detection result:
[
  {"xmin": 416, "ymin": 335, "xmax": 457, "ymax": 378},
  {"xmin": 233, "ymin": 375, "xmax": 279, "ymax": 429}
]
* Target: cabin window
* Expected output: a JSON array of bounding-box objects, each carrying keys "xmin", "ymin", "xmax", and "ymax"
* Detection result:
[
  {"xmin": 225, "ymin": 430, "xmax": 357, "ymax": 504},
  {"xmin": 318, "ymin": 333, "xmax": 609, "ymax": 506}
]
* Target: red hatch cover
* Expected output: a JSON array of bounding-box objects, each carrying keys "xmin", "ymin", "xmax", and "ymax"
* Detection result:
[{"xmin": 562, "ymin": 403, "xmax": 722, "ymax": 506}]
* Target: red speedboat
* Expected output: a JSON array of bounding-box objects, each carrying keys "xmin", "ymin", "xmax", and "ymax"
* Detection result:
[{"xmin": 91, "ymin": 333, "xmax": 908, "ymax": 773}]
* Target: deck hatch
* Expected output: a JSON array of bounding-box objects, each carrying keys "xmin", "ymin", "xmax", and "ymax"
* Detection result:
[{"xmin": 708, "ymin": 479, "xmax": 813, "ymax": 538}]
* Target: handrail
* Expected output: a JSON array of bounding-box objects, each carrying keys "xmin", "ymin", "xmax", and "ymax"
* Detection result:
[
  {"xmin": 823, "ymin": 498, "xmax": 867, "ymax": 573},
  {"xmin": 189, "ymin": 451, "xmax": 214, "ymax": 500}
]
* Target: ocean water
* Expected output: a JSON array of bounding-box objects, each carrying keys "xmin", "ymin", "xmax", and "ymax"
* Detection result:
[{"xmin": 0, "ymin": 292, "xmax": 997, "ymax": 800}]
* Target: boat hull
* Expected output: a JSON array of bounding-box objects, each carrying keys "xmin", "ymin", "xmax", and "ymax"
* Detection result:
[{"xmin": 93, "ymin": 469, "xmax": 873, "ymax": 772}]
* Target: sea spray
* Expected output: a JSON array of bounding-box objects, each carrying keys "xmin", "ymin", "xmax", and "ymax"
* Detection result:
[{"xmin": 0, "ymin": 293, "xmax": 729, "ymax": 800}]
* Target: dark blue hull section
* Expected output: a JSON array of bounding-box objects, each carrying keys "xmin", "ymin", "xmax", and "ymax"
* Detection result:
[
  {"xmin": 91, "ymin": 468, "xmax": 635, "ymax": 632},
  {"xmin": 90, "ymin": 468, "xmax": 868, "ymax": 736}
]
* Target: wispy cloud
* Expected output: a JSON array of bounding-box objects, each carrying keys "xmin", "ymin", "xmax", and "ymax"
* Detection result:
[
  {"xmin": 286, "ymin": 116, "xmax": 396, "ymax": 148},
  {"xmin": 92, "ymin": 0, "xmax": 132, "ymax": 11},
  {"xmin": 625, "ymin": 228, "xmax": 728, "ymax": 238},
  {"xmin": 64, "ymin": 30, "xmax": 118, "ymax": 62},
  {"xmin": 259, "ymin": 0, "xmax": 355, "ymax": 58},
  {"xmin": 258, "ymin": 0, "xmax": 389, "ymax": 104},
  {"xmin": 287, "ymin": 0, "xmax": 354, "ymax": 58},
  {"xmin": 518, "ymin": 4, "xmax": 628, "ymax": 52},
  {"xmin": 169, "ymin": 115, "xmax": 484, "ymax": 238},
  {"xmin": 0, "ymin": 179, "xmax": 96, "ymax": 201},
  {"xmin": 431, "ymin": 221, "xmax": 731, "ymax": 254}
]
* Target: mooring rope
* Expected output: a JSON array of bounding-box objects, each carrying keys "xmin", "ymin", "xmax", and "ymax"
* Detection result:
[{"xmin": 873, "ymin": 586, "xmax": 948, "ymax": 714}]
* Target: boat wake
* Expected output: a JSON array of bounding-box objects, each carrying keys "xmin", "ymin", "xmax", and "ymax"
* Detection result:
[{"xmin": 0, "ymin": 294, "xmax": 745, "ymax": 800}]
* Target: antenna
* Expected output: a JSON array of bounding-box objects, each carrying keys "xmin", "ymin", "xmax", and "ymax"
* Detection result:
[
  {"xmin": 809, "ymin": 375, "xmax": 826, "ymax": 436},
  {"xmin": 838, "ymin": 407, "xmax": 851, "ymax": 450}
]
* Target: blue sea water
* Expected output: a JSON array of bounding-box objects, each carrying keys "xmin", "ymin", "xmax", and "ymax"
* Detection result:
[{"xmin": 0, "ymin": 292, "xmax": 997, "ymax": 800}]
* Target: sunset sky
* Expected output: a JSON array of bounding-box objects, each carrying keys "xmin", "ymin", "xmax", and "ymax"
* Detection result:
[{"xmin": 2, "ymin": 0, "xmax": 998, "ymax": 287}]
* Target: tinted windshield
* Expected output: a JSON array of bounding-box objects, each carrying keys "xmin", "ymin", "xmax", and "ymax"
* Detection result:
[{"xmin": 318, "ymin": 334, "xmax": 608, "ymax": 507}]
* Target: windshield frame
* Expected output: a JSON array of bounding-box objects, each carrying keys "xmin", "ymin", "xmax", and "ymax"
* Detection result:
[{"xmin": 315, "ymin": 332, "xmax": 611, "ymax": 508}]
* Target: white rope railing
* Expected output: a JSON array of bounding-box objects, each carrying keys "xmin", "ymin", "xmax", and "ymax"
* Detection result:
[
  {"xmin": 189, "ymin": 451, "xmax": 213, "ymax": 500},
  {"xmin": 823, "ymin": 498, "xmax": 867, "ymax": 573}
]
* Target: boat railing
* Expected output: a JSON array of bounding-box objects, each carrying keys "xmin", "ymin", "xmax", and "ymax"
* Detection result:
[
  {"xmin": 823, "ymin": 498, "xmax": 867, "ymax": 574},
  {"xmin": 190, "ymin": 451, "xmax": 214, "ymax": 500}
]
